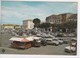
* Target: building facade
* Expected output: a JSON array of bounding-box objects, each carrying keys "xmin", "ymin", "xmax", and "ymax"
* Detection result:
[
  {"xmin": 60, "ymin": 13, "xmax": 76, "ymax": 23},
  {"xmin": 46, "ymin": 13, "xmax": 75, "ymax": 24},
  {"xmin": 23, "ymin": 20, "xmax": 34, "ymax": 30},
  {"xmin": 46, "ymin": 15, "xmax": 61, "ymax": 24},
  {"xmin": 14, "ymin": 25, "xmax": 22, "ymax": 30},
  {"xmin": 1, "ymin": 24, "xmax": 22, "ymax": 30},
  {"xmin": 46, "ymin": 13, "xmax": 77, "ymax": 32},
  {"xmin": 67, "ymin": 14, "xmax": 77, "ymax": 22},
  {"xmin": 2, "ymin": 24, "xmax": 15, "ymax": 30}
]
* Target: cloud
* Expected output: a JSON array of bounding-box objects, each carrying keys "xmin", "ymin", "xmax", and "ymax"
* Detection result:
[
  {"xmin": 1, "ymin": 3, "xmax": 50, "ymax": 24},
  {"xmin": 1, "ymin": 2, "xmax": 77, "ymax": 25}
]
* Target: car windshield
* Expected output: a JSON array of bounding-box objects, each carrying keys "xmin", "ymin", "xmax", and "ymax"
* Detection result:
[
  {"xmin": 46, "ymin": 40, "xmax": 52, "ymax": 42},
  {"xmin": 53, "ymin": 39, "xmax": 57, "ymax": 41},
  {"xmin": 42, "ymin": 37, "xmax": 52, "ymax": 38},
  {"xmin": 71, "ymin": 45, "xmax": 76, "ymax": 47},
  {"xmin": 59, "ymin": 39, "xmax": 63, "ymax": 40}
]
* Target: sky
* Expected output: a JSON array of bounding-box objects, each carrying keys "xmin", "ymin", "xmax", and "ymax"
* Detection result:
[{"xmin": 1, "ymin": 1, "xmax": 77, "ymax": 25}]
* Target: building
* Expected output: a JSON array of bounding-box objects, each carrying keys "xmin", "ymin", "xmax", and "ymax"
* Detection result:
[
  {"xmin": 46, "ymin": 13, "xmax": 77, "ymax": 32},
  {"xmin": 2, "ymin": 24, "xmax": 15, "ymax": 30},
  {"xmin": 1, "ymin": 24, "xmax": 22, "ymax": 30},
  {"xmin": 60, "ymin": 13, "xmax": 75, "ymax": 24},
  {"xmin": 67, "ymin": 14, "xmax": 77, "ymax": 22},
  {"xmin": 14, "ymin": 25, "xmax": 22, "ymax": 30},
  {"xmin": 46, "ymin": 15, "xmax": 61, "ymax": 24},
  {"xmin": 46, "ymin": 13, "xmax": 74, "ymax": 24},
  {"xmin": 23, "ymin": 20, "xmax": 34, "ymax": 30},
  {"xmin": 0, "ymin": 25, "xmax": 1, "ymax": 30}
]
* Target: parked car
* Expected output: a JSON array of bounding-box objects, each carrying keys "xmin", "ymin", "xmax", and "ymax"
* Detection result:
[
  {"xmin": 52, "ymin": 38, "xmax": 59, "ymax": 46},
  {"xmin": 56, "ymin": 33, "xmax": 63, "ymax": 37},
  {"xmin": 46, "ymin": 38, "xmax": 59, "ymax": 46},
  {"xmin": 70, "ymin": 38, "xmax": 77, "ymax": 47},
  {"xmin": 33, "ymin": 39, "xmax": 41, "ymax": 47},
  {"xmin": 46, "ymin": 39, "xmax": 53, "ymax": 45},
  {"xmin": 32, "ymin": 37, "xmax": 41, "ymax": 47},
  {"xmin": 10, "ymin": 41, "xmax": 32, "ymax": 49},
  {"xmin": 58, "ymin": 38, "xmax": 64, "ymax": 44},
  {"xmin": 9, "ymin": 37, "xmax": 33, "ymax": 49},
  {"xmin": 41, "ymin": 39, "xmax": 47, "ymax": 46},
  {"xmin": 64, "ymin": 38, "xmax": 77, "ymax": 53},
  {"xmin": 64, "ymin": 45, "xmax": 76, "ymax": 53},
  {"xmin": 71, "ymin": 38, "xmax": 77, "ymax": 42},
  {"xmin": 63, "ymin": 39, "xmax": 69, "ymax": 44}
]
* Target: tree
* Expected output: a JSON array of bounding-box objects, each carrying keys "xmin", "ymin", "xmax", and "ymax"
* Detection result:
[
  {"xmin": 58, "ymin": 21, "xmax": 77, "ymax": 32},
  {"xmin": 39, "ymin": 23, "xmax": 51, "ymax": 31},
  {"xmin": 65, "ymin": 21, "xmax": 77, "ymax": 32},
  {"xmin": 66, "ymin": 21, "xmax": 77, "ymax": 29},
  {"xmin": 33, "ymin": 18, "xmax": 41, "ymax": 28}
]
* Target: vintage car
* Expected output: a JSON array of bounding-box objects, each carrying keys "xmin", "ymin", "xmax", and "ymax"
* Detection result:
[
  {"xmin": 32, "ymin": 37, "xmax": 41, "ymax": 47},
  {"xmin": 9, "ymin": 37, "xmax": 33, "ymax": 49},
  {"xmin": 52, "ymin": 38, "xmax": 59, "ymax": 46},
  {"xmin": 64, "ymin": 45, "xmax": 76, "ymax": 53},
  {"xmin": 64, "ymin": 38, "xmax": 77, "ymax": 53},
  {"xmin": 41, "ymin": 38, "xmax": 47, "ymax": 46},
  {"xmin": 46, "ymin": 38, "xmax": 59, "ymax": 46},
  {"xmin": 58, "ymin": 38, "xmax": 64, "ymax": 44}
]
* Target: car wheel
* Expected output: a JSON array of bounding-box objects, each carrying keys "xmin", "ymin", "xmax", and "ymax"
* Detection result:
[{"xmin": 44, "ymin": 44, "xmax": 47, "ymax": 46}]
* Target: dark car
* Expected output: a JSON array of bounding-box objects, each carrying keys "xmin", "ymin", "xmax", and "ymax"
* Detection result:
[
  {"xmin": 56, "ymin": 33, "xmax": 63, "ymax": 37},
  {"xmin": 41, "ymin": 39, "xmax": 47, "ymax": 46},
  {"xmin": 17, "ymin": 31, "xmax": 23, "ymax": 36},
  {"xmin": 33, "ymin": 39, "xmax": 41, "ymax": 47},
  {"xmin": 63, "ymin": 40, "xmax": 69, "ymax": 44}
]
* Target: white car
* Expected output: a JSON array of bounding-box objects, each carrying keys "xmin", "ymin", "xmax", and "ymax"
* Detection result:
[
  {"xmin": 36, "ymin": 34, "xmax": 42, "ymax": 37},
  {"xmin": 32, "ymin": 36, "xmax": 42, "ymax": 47},
  {"xmin": 46, "ymin": 39, "xmax": 53, "ymax": 44},
  {"xmin": 53, "ymin": 39, "xmax": 59, "ymax": 46},
  {"xmin": 65, "ymin": 46, "xmax": 76, "ymax": 53},
  {"xmin": 58, "ymin": 39, "xmax": 63, "ymax": 44},
  {"xmin": 46, "ymin": 38, "xmax": 59, "ymax": 46},
  {"xmin": 65, "ymin": 38, "xmax": 77, "ymax": 53}
]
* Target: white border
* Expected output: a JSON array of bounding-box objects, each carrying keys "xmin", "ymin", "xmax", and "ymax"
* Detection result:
[{"xmin": 0, "ymin": 0, "xmax": 80, "ymax": 58}]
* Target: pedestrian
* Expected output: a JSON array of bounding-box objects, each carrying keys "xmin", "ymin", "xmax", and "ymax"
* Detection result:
[{"xmin": 2, "ymin": 49, "xmax": 5, "ymax": 53}]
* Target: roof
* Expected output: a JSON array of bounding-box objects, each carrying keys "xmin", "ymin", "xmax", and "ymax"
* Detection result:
[
  {"xmin": 60, "ymin": 13, "xmax": 73, "ymax": 15},
  {"xmin": 23, "ymin": 20, "xmax": 33, "ymax": 22},
  {"xmin": 2, "ymin": 24, "xmax": 21, "ymax": 26},
  {"xmin": 9, "ymin": 37, "xmax": 34, "ymax": 42},
  {"xmin": 46, "ymin": 15, "xmax": 60, "ymax": 20},
  {"xmin": 3, "ymin": 24, "xmax": 15, "ymax": 26},
  {"xmin": 47, "ymin": 13, "xmax": 73, "ymax": 18}
]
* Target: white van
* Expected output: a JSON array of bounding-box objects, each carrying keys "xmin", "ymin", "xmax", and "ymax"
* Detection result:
[{"xmin": 64, "ymin": 38, "xmax": 77, "ymax": 53}]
